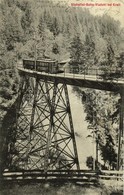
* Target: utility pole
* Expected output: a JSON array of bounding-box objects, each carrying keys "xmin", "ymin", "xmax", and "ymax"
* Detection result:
[
  {"xmin": 96, "ymin": 134, "xmax": 99, "ymax": 170},
  {"xmin": 93, "ymin": 131, "xmax": 96, "ymax": 171},
  {"xmin": 117, "ymin": 88, "xmax": 124, "ymax": 170},
  {"xmin": 34, "ymin": 33, "xmax": 37, "ymax": 71}
]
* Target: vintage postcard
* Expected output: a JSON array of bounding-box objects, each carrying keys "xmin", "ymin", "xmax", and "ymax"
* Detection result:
[{"xmin": 0, "ymin": 0, "xmax": 123, "ymax": 194}]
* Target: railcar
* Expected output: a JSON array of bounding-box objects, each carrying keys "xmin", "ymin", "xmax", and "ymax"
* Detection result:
[{"xmin": 23, "ymin": 59, "xmax": 62, "ymax": 74}]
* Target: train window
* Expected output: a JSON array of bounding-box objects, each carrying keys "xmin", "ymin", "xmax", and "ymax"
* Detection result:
[
  {"xmin": 28, "ymin": 61, "xmax": 30, "ymax": 65},
  {"xmin": 39, "ymin": 61, "xmax": 42, "ymax": 66},
  {"xmin": 45, "ymin": 62, "xmax": 47, "ymax": 66},
  {"xmin": 49, "ymin": 63, "xmax": 51, "ymax": 71},
  {"xmin": 55, "ymin": 62, "xmax": 57, "ymax": 67},
  {"xmin": 36, "ymin": 61, "xmax": 39, "ymax": 66},
  {"xmin": 31, "ymin": 61, "xmax": 34, "ymax": 65}
]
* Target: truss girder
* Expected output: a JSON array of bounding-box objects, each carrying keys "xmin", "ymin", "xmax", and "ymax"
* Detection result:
[{"xmin": 9, "ymin": 76, "xmax": 80, "ymax": 171}]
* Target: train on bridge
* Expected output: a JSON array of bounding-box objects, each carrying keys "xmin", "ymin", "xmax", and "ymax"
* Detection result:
[
  {"xmin": 23, "ymin": 59, "xmax": 64, "ymax": 74},
  {"xmin": 22, "ymin": 59, "xmax": 124, "ymax": 81}
]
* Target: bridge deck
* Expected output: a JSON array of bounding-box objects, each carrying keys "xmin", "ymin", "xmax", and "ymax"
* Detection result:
[{"xmin": 18, "ymin": 68, "xmax": 124, "ymax": 92}]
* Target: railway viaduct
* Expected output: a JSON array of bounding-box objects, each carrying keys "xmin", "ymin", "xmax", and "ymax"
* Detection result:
[{"xmin": 1, "ymin": 67, "xmax": 124, "ymax": 182}]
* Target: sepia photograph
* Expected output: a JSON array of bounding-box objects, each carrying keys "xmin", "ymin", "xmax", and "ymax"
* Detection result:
[{"xmin": 0, "ymin": 0, "xmax": 123, "ymax": 194}]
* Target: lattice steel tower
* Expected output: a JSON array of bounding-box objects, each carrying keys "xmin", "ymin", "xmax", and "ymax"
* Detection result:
[{"xmin": 9, "ymin": 75, "xmax": 80, "ymax": 171}]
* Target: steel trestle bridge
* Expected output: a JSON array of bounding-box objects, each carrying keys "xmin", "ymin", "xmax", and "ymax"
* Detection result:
[{"xmin": 1, "ymin": 67, "xmax": 124, "ymax": 182}]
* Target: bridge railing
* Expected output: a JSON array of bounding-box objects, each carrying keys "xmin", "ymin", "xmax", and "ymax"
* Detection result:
[
  {"xmin": 18, "ymin": 64, "xmax": 124, "ymax": 82},
  {"xmin": 59, "ymin": 66, "xmax": 124, "ymax": 82},
  {"xmin": 63, "ymin": 66, "xmax": 124, "ymax": 76},
  {"xmin": 1, "ymin": 169, "xmax": 123, "ymax": 181}
]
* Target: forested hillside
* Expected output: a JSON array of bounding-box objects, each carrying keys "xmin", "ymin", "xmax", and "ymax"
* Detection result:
[{"xmin": 0, "ymin": 0, "xmax": 124, "ymax": 170}]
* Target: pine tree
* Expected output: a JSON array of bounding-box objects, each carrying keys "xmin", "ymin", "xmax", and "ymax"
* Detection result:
[
  {"xmin": 69, "ymin": 35, "xmax": 83, "ymax": 73},
  {"xmin": 21, "ymin": 2, "xmax": 33, "ymax": 36}
]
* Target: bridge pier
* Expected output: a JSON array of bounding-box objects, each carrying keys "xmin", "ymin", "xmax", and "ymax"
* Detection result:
[{"xmin": 9, "ymin": 75, "xmax": 80, "ymax": 171}]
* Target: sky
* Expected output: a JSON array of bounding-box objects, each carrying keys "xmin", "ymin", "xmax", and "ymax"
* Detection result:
[{"xmin": 53, "ymin": 0, "xmax": 124, "ymax": 27}]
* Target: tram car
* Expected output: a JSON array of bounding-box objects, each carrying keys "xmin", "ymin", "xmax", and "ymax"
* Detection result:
[{"xmin": 23, "ymin": 59, "xmax": 63, "ymax": 74}]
